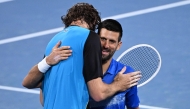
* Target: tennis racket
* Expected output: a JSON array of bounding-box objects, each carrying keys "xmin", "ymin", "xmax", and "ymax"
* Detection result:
[{"xmin": 116, "ymin": 44, "xmax": 162, "ymax": 88}]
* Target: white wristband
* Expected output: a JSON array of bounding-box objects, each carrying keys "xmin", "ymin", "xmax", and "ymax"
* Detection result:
[{"xmin": 38, "ymin": 57, "xmax": 51, "ymax": 73}]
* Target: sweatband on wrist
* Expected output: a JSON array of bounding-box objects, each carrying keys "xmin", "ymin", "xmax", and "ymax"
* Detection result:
[{"xmin": 38, "ymin": 57, "xmax": 51, "ymax": 73}]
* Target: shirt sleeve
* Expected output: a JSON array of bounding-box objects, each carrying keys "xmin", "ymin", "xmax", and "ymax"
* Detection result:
[
  {"xmin": 125, "ymin": 66, "xmax": 140, "ymax": 108},
  {"xmin": 83, "ymin": 31, "xmax": 103, "ymax": 83}
]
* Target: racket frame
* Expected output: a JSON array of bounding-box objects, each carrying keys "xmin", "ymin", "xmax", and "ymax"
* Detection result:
[{"xmin": 116, "ymin": 44, "xmax": 162, "ymax": 88}]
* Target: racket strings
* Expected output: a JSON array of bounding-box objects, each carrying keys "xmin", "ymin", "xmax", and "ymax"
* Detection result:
[{"xmin": 118, "ymin": 46, "xmax": 161, "ymax": 85}]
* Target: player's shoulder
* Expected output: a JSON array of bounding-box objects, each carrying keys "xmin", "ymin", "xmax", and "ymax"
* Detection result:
[
  {"xmin": 67, "ymin": 25, "xmax": 90, "ymax": 33},
  {"xmin": 112, "ymin": 59, "xmax": 135, "ymax": 73}
]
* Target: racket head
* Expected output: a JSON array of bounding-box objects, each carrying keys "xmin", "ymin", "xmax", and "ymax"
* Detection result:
[{"xmin": 116, "ymin": 44, "xmax": 162, "ymax": 88}]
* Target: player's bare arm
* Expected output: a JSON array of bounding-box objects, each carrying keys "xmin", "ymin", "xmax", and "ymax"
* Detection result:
[
  {"xmin": 22, "ymin": 41, "xmax": 72, "ymax": 89},
  {"xmin": 22, "ymin": 65, "xmax": 44, "ymax": 89},
  {"xmin": 87, "ymin": 66, "xmax": 141, "ymax": 102}
]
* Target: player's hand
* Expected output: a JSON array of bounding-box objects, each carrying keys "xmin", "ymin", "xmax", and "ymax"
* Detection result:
[
  {"xmin": 114, "ymin": 66, "xmax": 141, "ymax": 91},
  {"xmin": 46, "ymin": 41, "xmax": 72, "ymax": 65}
]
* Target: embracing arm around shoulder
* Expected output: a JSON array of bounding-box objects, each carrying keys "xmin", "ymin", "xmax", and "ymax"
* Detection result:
[
  {"xmin": 87, "ymin": 67, "xmax": 127, "ymax": 101},
  {"xmin": 22, "ymin": 41, "xmax": 72, "ymax": 89},
  {"xmin": 87, "ymin": 66, "xmax": 141, "ymax": 102}
]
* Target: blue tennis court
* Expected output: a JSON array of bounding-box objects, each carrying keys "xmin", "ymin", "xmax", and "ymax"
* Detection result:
[{"xmin": 0, "ymin": 0, "xmax": 190, "ymax": 109}]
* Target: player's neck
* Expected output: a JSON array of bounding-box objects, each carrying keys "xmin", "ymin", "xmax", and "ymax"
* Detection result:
[
  {"xmin": 70, "ymin": 20, "xmax": 89, "ymax": 29},
  {"xmin": 102, "ymin": 59, "xmax": 112, "ymax": 75}
]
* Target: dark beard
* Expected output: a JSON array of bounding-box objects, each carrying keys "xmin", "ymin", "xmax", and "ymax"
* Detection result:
[
  {"xmin": 102, "ymin": 54, "xmax": 112, "ymax": 64},
  {"xmin": 102, "ymin": 50, "xmax": 116, "ymax": 64}
]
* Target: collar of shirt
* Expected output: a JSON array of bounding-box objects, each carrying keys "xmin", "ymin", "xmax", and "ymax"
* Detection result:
[{"xmin": 104, "ymin": 59, "xmax": 121, "ymax": 75}]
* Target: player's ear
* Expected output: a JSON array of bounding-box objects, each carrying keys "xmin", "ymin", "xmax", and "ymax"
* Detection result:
[{"xmin": 116, "ymin": 41, "xmax": 122, "ymax": 50}]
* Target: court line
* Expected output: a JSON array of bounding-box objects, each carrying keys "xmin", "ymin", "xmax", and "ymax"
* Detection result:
[
  {"xmin": 0, "ymin": 85, "xmax": 39, "ymax": 94},
  {"xmin": 0, "ymin": 0, "xmax": 13, "ymax": 3},
  {"xmin": 139, "ymin": 105, "xmax": 170, "ymax": 109},
  {"xmin": 1, "ymin": 0, "xmax": 190, "ymax": 45},
  {"xmin": 0, "ymin": 27, "xmax": 63, "ymax": 45},
  {"xmin": 102, "ymin": 0, "xmax": 190, "ymax": 20},
  {"xmin": 0, "ymin": 85, "xmax": 170, "ymax": 109}
]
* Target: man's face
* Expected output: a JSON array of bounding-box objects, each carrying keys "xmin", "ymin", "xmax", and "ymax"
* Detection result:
[{"xmin": 99, "ymin": 28, "xmax": 122, "ymax": 64}]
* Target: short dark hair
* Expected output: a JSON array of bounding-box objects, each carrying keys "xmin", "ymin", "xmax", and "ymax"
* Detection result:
[
  {"xmin": 97, "ymin": 19, "xmax": 123, "ymax": 42},
  {"xmin": 61, "ymin": 3, "xmax": 101, "ymax": 31}
]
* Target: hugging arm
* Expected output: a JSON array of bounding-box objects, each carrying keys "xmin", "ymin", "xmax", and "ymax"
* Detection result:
[
  {"xmin": 22, "ymin": 41, "xmax": 72, "ymax": 89},
  {"xmin": 22, "ymin": 65, "xmax": 44, "ymax": 89}
]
